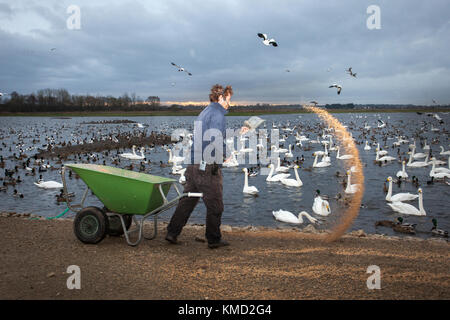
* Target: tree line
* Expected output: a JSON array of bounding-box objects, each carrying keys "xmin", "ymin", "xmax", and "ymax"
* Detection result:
[{"xmin": 0, "ymin": 88, "xmax": 162, "ymax": 112}]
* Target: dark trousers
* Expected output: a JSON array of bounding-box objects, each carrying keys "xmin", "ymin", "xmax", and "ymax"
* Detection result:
[{"xmin": 167, "ymin": 164, "xmax": 224, "ymax": 244}]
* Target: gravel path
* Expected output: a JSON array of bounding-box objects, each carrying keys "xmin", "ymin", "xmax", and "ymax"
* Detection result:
[{"xmin": 0, "ymin": 214, "xmax": 448, "ymax": 300}]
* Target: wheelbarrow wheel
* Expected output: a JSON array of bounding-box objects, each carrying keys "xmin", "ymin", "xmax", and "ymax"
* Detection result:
[
  {"xmin": 74, "ymin": 206, "xmax": 108, "ymax": 244},
  {"xmin": 107, "ymin": 214, "xmax": 133, "ymax": 236}
]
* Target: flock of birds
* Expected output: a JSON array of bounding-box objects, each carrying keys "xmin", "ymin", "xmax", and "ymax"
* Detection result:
[{"xmin": 0, "ymin": 112, "xmax": 448, "ymax": 238}]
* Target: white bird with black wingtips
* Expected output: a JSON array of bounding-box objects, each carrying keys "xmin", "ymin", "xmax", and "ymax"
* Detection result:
[
  {"xmin": 170, "ymin": 62, "xmax": 192, "ymax": 76},
  {"xmin": 329, "ymin": 84, "xmax": 342, "ymax": 95},
  {"xmin": 257, "ymin": 33, "xmax": 278, "ymax": 47}
]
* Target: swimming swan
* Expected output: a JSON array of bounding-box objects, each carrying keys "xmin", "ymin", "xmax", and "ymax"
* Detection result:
[
  {"xmin": 387, "ymin": 188, "xmax": 426, "ymax": 216},
  {"xmin": 266, "ymin": 164, "xmax": 290, "ymax": 182},
  {"xmin": 280, "ymin": 165, "xmax": 303, "ymax": 187},
  {"xmin": 385, "ymin": 176, "xmax": 418, "ymax": 202},
  {"xmin": 242, "ymin": 168, "xmax": 259, "ymax": 195}
]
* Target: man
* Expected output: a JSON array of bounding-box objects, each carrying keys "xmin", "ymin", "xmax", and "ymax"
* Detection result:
[{"xmin": 166, "ymin": 84, "xmax": 248, "ymax": 249}]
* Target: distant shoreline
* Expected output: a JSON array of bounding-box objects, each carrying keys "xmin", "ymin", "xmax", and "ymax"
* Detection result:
[{"xmin": 0, "ymin": 108, "xmax": 448, "ymax": 117}]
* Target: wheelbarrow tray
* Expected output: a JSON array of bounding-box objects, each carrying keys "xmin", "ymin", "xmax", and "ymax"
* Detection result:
[{"xmin": 65, "ymin": 163, "xmax": 175, "ymax": 215}]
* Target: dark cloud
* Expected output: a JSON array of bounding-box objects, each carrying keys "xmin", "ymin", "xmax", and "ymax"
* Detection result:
[{"xmin": 0, "ymin": 0, "xmax": 449, "ymax": 104}]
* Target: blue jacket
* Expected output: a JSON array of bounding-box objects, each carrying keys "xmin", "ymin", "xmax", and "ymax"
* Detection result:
[{"xmin": 189, "ymin": 102, "xmax": 228, "ymax": 164}]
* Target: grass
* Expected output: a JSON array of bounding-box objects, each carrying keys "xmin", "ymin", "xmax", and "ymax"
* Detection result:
[{"xmin": 0, "ymin": 108, "xmax": 448, "ymax": 117}]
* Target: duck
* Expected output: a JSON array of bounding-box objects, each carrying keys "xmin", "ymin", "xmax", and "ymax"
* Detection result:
[
  {"xmin": 345, "ymin": 170, "xmax": 359, "ymax": 194},
  {"xmin": 272, "ymin": 210, "xmax": 318, "ymax": 225},
  {"xmin": 336, "ymin": 146, "xmax": 353, "ymax": 160},
  {"xmin": 266, "ymin": 164, "xmax": 290, "ymax": 182},
  {"xmin": 431, "ymin": 218, "xmax": 448, "ymax": 237},
  {"xmin": 396, "ymin": 161, "xmax": 409, "ymax": 179},
  {"xmin": 387, "ymin": 188, "xmax": 426, "ymax": 216},
  {"xmin": 242, "ymin": 168, "xmax": 258, "ymax": 195},
  {"xmin": 312, "ymin": 190, "xmax": 331, "ymax": 216},
  {"xmin": 280, "ymin": 165, "xmax": 303, "ymax": 187},
  {"xmin": 385, "ymin": 176, "xmax": 418, "ymax": 202},
  {"xmin": 13, "ymin": 189, "xmax": 24, "ymax": 198},
  {"xmin": 392, "ymin": 217, "xmax": 416, "ymax": 234},
  {"xmin": 375, "ymin": 220, "xmax": 395, "ymax": 227}
]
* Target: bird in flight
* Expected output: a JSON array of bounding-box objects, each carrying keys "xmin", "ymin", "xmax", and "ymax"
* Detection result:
[
  {"xmin": 50, "ymin": 48, "xmax": 56, "ymax": 51},
  {"xmin": 285, "ymin": 69, "xmax": 290, "ymax": 72},
  {"xmin": 329, "ymin": 84, "xmax": 342, "ymax": 95},
  {"xmin": 432, "ymin": 99, "xmax": 438, "ymax": 104},
  {"xmin": 171, "ymin": 62, "xmax": 192, "ymax": 76},
  {"xmin": 346, "ymin": 67, "xmax": 357, "ymax": 78},
  {"xmin": 257, "ymin": 33, "xmax": 278, "ymax": 47}
]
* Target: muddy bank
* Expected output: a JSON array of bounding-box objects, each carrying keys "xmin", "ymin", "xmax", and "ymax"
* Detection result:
[
  {"xmin": 0, "ymin": 213, "xmax": 448, "ymax": 300},
  {"xmin": 34, "ymin": 131, "xmax": 172, "ymax": 159}
]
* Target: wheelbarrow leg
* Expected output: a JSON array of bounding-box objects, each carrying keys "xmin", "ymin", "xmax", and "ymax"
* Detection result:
[
  {"xmin": 143, "ymin": 215, "xmax": 158, "ymax": 240},
  {"xmin": 119, "ymin": 214, "xmax": 144, "ymax": 247}
]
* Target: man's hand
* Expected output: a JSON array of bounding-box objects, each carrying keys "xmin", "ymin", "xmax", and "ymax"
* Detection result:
[{"xmin": 239, "ymin": 126, "xmax": 250, "ymax": 135}]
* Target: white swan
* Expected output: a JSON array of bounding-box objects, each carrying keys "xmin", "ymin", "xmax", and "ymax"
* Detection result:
[
  {"xmin": 385, "ymin": 176, "xmax": 418, "ymax": 202},
  {"xmin": 364, "ymin": 141, "xmax": 371, "ymax": 151},
  {"xmin": 272, "ymin": 210, "xmax": 318, "ymax": 224},
  {"xmin": 345, "ymin": 170, "xmax": 359, "ymax": 194},
  {"xmin": 375, "ymin": 149, "xmax": 396, "ymax": 162},
  {"xmin": 34, "ymin": 180, "xmax": 63, "ymax": 189},
  {"xmin": 312, "ymin": 153, "xmax": 331, "ymax": 167},
  {"xmin": 411, "ymin": 146, "xmax": 427, "ymax": 160},
  {"xmin": 271, "ymin": 145, "xmax": 288, "ymax": 153},
  {"xmin": 280, "ymin": 165, "xmax": 303, "ymax": 187},
  {"xmin": 119, "ymin": 145, "xmax": 137, "ymax": 159},
  {"xmin": 376, "ymin": 144, "xmax": 388, "ymax": 156},
  {"xmin": 440, "ymin": 146, "xmax": 450, "ymax": 156},
  {"xmin": 167, "ymin": 149, "xmax": 185, "ymax": 164},
  {"xmin": 223, "ymin": 151, "xmax": 239, "ymax": 167},
  {"xmin": 312, "ymin": 191, "xmax": 331, "ymax": 216},
  {"xmin": 242, "ymin": 168, "xmax": 259, "ymax": 195},
  {"xmin": 336, "ymin": 146, "xmax": 353, "ymax": 160},
  {"xmin": 123, "ymin": 147, "xmax": 145, "ymax": 160},
  {"xmin": 406, "ymin": 152, "xmax": 429, "ymax": 167},
  {"xmin": 179, "ymin": 170, "xmax": 186, "ymax": 184},
  {"xmin": 387, "ymin": 188, "xmax": 426, "ymax": 216},
  {"xmin": 429, "ymin": 157, "xmax": 450, "ymax": 175},
  {"xmin": 275, "ymin": 157, "xmax": 289, "ymax": 173},
  {"xmin": 285, "ymin": 144, "xmax": 293, "ymax": 158},
  {"xmin": 423, "ymin": 140, "xmax": 430, "ymax": 150},
  {"xmin": 266, "ymin": 164, "xmax": 290, "ymax": 182},
  {"xmin": 396, "ymin": 161, "xmax": 408, "ymax": 179}
]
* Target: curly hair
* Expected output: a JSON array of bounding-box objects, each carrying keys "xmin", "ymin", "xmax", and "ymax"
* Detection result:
[
  {"xmin": 223, "ymin": 85, "xmax": 233, "ymax": 98},
  {"xmin": 209, "ymin": 84, "xmax": 224, "ymax": 102}
]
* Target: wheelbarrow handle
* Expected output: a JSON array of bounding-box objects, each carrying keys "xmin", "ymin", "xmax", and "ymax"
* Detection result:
[{"xmin": 187, "ymin": 192, "xmax": 203, "ymax": 198}]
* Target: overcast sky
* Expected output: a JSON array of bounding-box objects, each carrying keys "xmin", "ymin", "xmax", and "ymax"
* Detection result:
[{"xmin": 0, "ymin": 0, "xmax": 449, "ymax": 105}]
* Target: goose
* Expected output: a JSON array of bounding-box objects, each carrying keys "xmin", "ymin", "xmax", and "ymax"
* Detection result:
[
  {"xmin": 364, "ymin": 141, "xmax": 371, "ymax": 151},
  {"xmin": 345, "ymin": 170, "xmax": 359, "ymax": 194},
  {"xmin": 375, "ymin": 149, "xmax": 396, "ymax": 162},
  {"xmin": 272, "ymin": 210, "xmax": 318, "ymax": 225},
  {"xmin": 312, "ymin": 190, "xmax": 331, "ymax": 216},
  {"xmin": 329, "ymin": 84, "xmax": 342, "ymax": 95},
  {"xmin": 280, "ymin": 165, "xmax": 303, "ymax": 187},
  {"xmin": 257, "ymin": 33, "xmax": 278, "ymax": 47},
  {"xmin": 285, "ymin": 144, "xmax": 293, "ymax": 158},
  {"xmin": 406, "ymin": 152, "xmax": 429, "ymax": 167},
  {"xmin": 396, "ymin": 161, "xmax": 408, "ymax": 179},
  {"xmin": 385, "ymin": 177, "xmax": 418, "ymax": 202},
  {"xmin": 275, "ymin": 157, "xmax": 289, "ymax": 173},
  {"xmin": 387, "ymin": 188, "xmax": 426, "ymax": 216},
  {"xmin": 34, "ymin": 180, "xmax": 63, "ymax": 189},
  {"xmin": 439, "ymin": 146, "xmax": 450, "ymax": 156},
  {"xmin": 167, "ymin": 149, "xmax": 185, "ymax": 164},
  {"xmin": 312, "ymin": 153, "xmax": 331, "ymax": 168},
  {"xmin": 336, "ymin": 146, "xmax": 353, "ymax": 160},
  {"xmin": 242, "ymin": 168, "xmax": 258, "ymax": 195},
  {"xmin": 266, "ymin": 164, "xmax": 290, "ymax": 182}
]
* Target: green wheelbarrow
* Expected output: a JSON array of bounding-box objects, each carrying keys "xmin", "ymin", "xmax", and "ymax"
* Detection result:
[{"xmin": 61, "ymin": 163, "xmax": 202, "ymax": 246}]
